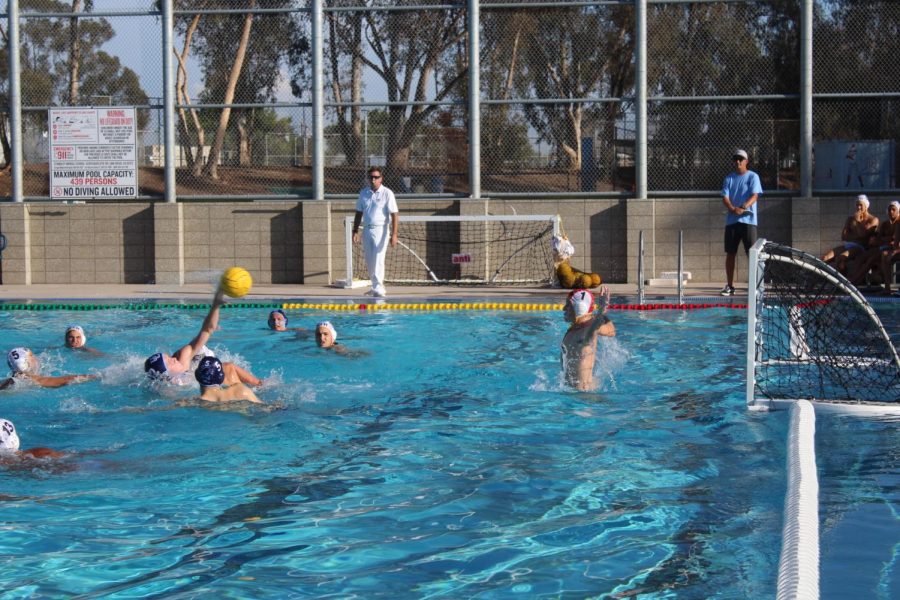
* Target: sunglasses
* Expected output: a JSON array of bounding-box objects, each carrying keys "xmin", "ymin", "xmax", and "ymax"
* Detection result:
[
  {"xmin": 369, "ymin": 175, "xmax": 382, "ymax": 180},
  {"xmin": 733, "ymin": 157, "xmax": 746, "ymax": 162}
]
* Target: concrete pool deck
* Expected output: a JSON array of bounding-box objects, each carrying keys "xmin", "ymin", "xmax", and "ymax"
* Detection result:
[{"xmin": 0, "ymin": 282, "xmax": 747, "ymax": 302}]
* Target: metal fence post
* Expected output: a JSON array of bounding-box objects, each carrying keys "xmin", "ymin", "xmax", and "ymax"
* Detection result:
[
  {"xmin": 8, "ymin": 0, "xmax": 23, "ymax": 203},
  {"xmin": 677, "ymin": 230, "xmax": 684, "ymax": 305},
  {"xmin": 635, "ymin": 0, "xmax": 647, "ymax": 200},
  {"xmin": 800, "ymin": 0, "xmax": 813, "ymax": 198},
  {"xmin": 638, "ymin": 230, "xmax": 645, "ymax": 305},
  {"xmin": 468, "ymin": 0, "xmax": 480, "ymax": 199},
  {"xmin": 162, "ymin": 0, "xmax": 176, "ymax": 203},
  {"xmin": 312, "ymin": 0, "xmax": 324, "ymax": 200}
]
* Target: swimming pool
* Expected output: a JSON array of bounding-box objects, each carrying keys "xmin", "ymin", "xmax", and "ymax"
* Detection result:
[{"xmin": 0, "ymin": 301, "xmax": 895, "ymax": 597}]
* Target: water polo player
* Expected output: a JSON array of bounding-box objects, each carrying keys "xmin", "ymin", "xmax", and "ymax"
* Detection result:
[
  {"xmin": 194, "ymin": 356, "xmax": 261, "ymax": 404},
  {"xmin": 268, "ymin": 309, "xmax": 288, "ymax": 331},
  {"xmin": 0, "ymin": 418, "xmax": 66, "ymax": 460},
  {"xmin": 560, "ymin": 286, "xmax": 616, "ymax": 392},
  {"xmin": 144, "ymin": 286, "xmax": 261, "ymax": 387},
  {"xmin": 64, "ymin": 325, "xmax": 104, "ymax": 356},
  {"xmin": 0, "ymin": 347, "xmax": 98, "ymax": 390}
]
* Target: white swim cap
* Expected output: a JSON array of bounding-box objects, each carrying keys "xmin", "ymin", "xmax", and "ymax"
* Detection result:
[
  {"xmin": 0, "ymin": 419, "xmax": 20, "ymax": 452},
  {"xmin": 567, "ymin": 289, "xmax": 595, "ymax": 317},
  {"xmin": 7, "ymin": 348, "xmax": 31, "ymax": 374},
  {"xmin": 857, "ymin": 194, "xmax": 870, "ymax": 209},
  {"xmin": 317, "ymin": 320, "xmax": 337, "ymax": 342},
  {"xmin": 65, "ymin": 325, "xmax": 86, "ymax": 347}
]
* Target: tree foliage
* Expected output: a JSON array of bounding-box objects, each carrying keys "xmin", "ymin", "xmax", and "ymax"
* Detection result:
[
  {"xmin": 171, "ymin": 0, "xmax": 309, "ymax": 177},
  {"xmin": 482, "ymin": 6, "xmax": 633, "ymax": 171}
]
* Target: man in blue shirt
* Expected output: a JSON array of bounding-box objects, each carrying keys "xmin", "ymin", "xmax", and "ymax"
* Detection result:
[{"xmin": 720, "ymin": 149, "xmax": 763, "ymax": 296}]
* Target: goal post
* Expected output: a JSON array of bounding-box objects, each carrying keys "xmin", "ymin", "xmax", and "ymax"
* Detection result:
[
  {"xmin": 335, "ymin": 215, "xmax": 561, "ymax": 287},
  {"xmin": 746, "ymin": 239, "xmax": 900, "ymax": 412}
]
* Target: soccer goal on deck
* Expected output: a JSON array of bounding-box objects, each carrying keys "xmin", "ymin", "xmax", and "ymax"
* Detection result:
[
  {"xmin": 746, "ymin": 239, "xmax": 900, "ymax": 412},
  {"xmin": 336, "ymin": 215, "xmax": 560, "ymax": 287}
]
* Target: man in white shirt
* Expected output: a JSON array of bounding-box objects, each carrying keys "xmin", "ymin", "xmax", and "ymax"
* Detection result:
[{"xmin": 352, "ymin": 166, "xmax": 399, "ymax": 298}]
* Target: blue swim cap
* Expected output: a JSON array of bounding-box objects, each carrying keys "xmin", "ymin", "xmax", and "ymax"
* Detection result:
[
  {"xmin": 195, "ymin": 356, "xmax": 225, "ymax": 386},
  {"xmin": 144, "ymin": 353, "xmax": 167, "ymax": 377},
  {"xmin": 268, "ymin": 309, "xmax": 287, "ymax": 329}
]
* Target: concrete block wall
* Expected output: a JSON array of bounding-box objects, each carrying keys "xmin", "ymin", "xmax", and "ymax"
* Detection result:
[
  {"xmin": 0, "ymin": 195, "xmax": 893, "ymax": 287},
  {"xmin": 0, "ymin": 202, "xmax": 154, "ymax": 285},
  {"xmin": 627, "ymin": 197, "xmax": 791, "ymax": 284},
  {"xmin": 180, "ymin": 202, "xmax": 302, "ymax": 284}
]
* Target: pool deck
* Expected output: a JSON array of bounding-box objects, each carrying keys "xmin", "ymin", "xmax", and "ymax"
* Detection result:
[{"xmin": 0, "ymin": 282, "xmax": 746, "ymax": 302}]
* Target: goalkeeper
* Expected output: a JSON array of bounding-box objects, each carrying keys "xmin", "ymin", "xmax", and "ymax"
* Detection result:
[{"xmin": 561, "ymin": 286, "xmax": 616, "ymax": 391}]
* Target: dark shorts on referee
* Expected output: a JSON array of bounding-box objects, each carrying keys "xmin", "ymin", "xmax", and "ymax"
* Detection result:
[{"xmin": 724, "ymin": 222, "xmax": 757, "ymax": 255}]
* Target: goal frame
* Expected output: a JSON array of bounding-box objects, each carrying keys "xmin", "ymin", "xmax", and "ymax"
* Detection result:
[
  {"xmin": 746, "ymin": 238, "xmax": 900, "ymax": 414},
  {"xmin": 335, "ymin": 214, "xmax": 560, "ymax": 288}
]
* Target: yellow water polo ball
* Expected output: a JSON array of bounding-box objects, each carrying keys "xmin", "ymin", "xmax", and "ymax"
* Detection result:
[{"xmin": 220, "ymin": 267, "xmax": 253, "ymax": 298}]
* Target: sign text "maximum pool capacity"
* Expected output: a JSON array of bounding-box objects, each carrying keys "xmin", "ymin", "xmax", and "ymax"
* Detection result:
[{"xmin": 49, "ymin": 107, "xmax": 138, "ymax": 199}]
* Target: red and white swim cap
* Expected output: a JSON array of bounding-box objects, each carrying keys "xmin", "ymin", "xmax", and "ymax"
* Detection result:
[{"xmin": 567, "ymin": 289, "xmax": 595, "ymax": 317}]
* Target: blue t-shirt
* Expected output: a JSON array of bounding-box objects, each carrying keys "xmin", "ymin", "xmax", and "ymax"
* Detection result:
[{"xmin": 722, "ymin": 170, "xmax": 763, "ymax": 226}]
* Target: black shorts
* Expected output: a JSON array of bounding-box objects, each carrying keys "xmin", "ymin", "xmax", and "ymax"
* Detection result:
[{"xmin": 724, "ymin": 223, "xmax": 757, "ymax": 255}]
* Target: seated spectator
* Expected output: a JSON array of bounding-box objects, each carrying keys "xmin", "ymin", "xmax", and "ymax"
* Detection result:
[
  {"xmin": 0, "ymin": 347, "xmax": 98, "ymax": 390},
  {"xmin": 849, "ymin": 201, "xmax": 900, "ymax": 290},
  {"xmin": 822, "ymin": 194, "xmax": 879, "ymax": 275}
]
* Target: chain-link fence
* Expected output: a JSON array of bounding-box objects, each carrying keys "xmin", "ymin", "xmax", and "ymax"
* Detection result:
[{"xmin": 1, "ymin": 0, "xmax": 898, "ymax": 200}]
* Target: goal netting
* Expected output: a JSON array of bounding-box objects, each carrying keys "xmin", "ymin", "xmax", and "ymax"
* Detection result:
[
  {"xmin": 747, "ymin": 239, "xmax": 900, "ymax": 408},
  {"xmin": 338, "ymin": 215, "xmax": 559, "ymax": 286}
]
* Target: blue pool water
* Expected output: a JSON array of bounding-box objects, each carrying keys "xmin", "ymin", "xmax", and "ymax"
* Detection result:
[{"xmin": 0, "ymin": 301, "xmax": 896, "ymax": 598}]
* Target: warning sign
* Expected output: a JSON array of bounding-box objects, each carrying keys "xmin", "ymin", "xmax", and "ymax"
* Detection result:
[{"xmin": 49, "ymin": 107, "xmax": 138, "ymax": 199}]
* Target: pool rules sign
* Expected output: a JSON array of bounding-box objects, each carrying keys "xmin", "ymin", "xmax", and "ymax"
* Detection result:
[{"xmin": 49, "ymin": 107, "xmax": 138, "ymax": 199}]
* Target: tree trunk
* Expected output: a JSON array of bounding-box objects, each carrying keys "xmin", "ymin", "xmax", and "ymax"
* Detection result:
[
  {"xmin": 237, "ymin": 110, "xmax": 251, "ymax": 166},
  {"xmin": 203, "ymin": 2, "xmax": 255, "ymax": 180},
  {"xmin": 328, "ymin": 13, "xmax": 363, "ymax": 166},
  {"xmin": 174, "ymin": 13, "xmax": 204, "ymax": 173},
  {"xmin": 68, "ymin": 0, "xmax": 82, "ymax": 105},
  {"xmin": 0, "ymin": 116, "xmax": 11, "ymax": 169},
  {"xmin": 349, "ymin": 14, "xmax": 363, "ymax": 166}
]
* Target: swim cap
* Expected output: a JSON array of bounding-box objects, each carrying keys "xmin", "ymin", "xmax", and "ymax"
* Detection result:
[
  {"xmin": 857, "ymin": 194, "xmax": 870, "ymax": 209},
  {"xmin": 567, "ymin": 289, "xmax": 595, "ymax": 317},
  {"xmin": 317, "ymin": 321, "xmax": 337, "ymax": 342},
  {"xmin": 268, "ymin": 309, "xmax": 288, "ymax": 329},
  {"xmin": 65, "ymin": 325, "xmax": 86, "ymax": 347},
  {"xmin": 144, "ymin": 353, "xmax": 168, "ymax": 378},
  {"xmin": 195, "ymin": 356, "xmax": 225, "ymax": 386},
  {"xmin": 0, "ymin": 419, "xmax": 19, "ymax": 452},
  {"xmin": 7, "ymin": 348, "xmax": 31, "ymax": 374}
]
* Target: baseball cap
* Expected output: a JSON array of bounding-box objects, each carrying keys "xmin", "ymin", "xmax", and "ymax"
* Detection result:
[{"xmin": 733, "ymin": 149, "xmax": 748, "ymax": 160}]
